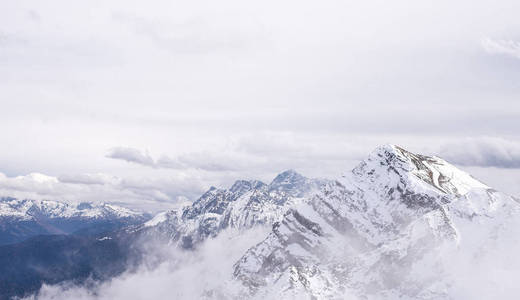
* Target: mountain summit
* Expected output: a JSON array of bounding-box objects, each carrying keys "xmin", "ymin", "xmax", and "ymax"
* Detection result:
[
  {"xmin": 231, "ymin": 144, "xmax": 517, "ymax": 299},
  {"xmin": 353, "ymin": 144, "xmax": 488, "ymax": 195}
]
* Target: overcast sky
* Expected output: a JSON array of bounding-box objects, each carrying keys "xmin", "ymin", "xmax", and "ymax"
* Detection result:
[{"xmin": 1, "ymin": 0, "xmax": 519, "ymax": 212}]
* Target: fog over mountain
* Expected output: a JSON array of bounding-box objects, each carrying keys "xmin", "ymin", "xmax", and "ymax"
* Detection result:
[
  {"xmin": 1, "ymin": 0, "xmax": 519, "ymax": 299},
  {"xmin": 8, "ymin": 145, "xmax": 520, "ymax": 300}
]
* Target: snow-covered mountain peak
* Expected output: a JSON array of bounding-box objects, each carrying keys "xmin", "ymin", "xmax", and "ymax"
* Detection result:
[
  {"xmin": 353, "ymin": 144, "xmax": 488, "ymax": 196},
  {"xmin": 230, "ymin": 180, "xmax": 266, "ymax": 194},
  {"xmin": 230, "ymin": 145, "xmax": 518, "ymax": 300},
  {"xmin": 268, "ymin": 169, "xmax": 321, "ymax": 197},
  {"xmin": 269, "ymin": 169, "xmax": 304, "ymax": 185}
]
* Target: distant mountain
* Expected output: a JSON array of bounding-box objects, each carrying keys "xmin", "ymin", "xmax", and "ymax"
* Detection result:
[
  {"xmin": 0, "ymin": 198, "xmax": 149, "ymax": 245},
  {"xmin": 132, "ymin": 169, "xmax": 326, "ymax": 249},
  {"xmin": 0, "ymin": 170, "xmax": 325, "ymax": 299},
  {"xmin": 0, "ymin": 198, "xmax": 149, "ymax": 299},
  {"xmin": 0, "ymin": 234, "xmax": 135, "ymax": 300}
]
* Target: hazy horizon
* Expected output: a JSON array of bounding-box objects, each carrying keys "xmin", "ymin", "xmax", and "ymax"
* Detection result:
[{"xmin": 2, "ymin": 0, "xmax": 519, "ymax": 212}]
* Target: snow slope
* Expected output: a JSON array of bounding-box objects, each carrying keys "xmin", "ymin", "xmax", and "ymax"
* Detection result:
[{"xmin": 231, "ymin": 144, "xmax": 519, "ymax": 299}]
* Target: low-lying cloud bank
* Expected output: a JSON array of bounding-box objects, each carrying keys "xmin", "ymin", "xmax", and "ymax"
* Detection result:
[
  {"xmin": 0, "ymin": 171, "xmax": 202, "ymax": 213},
  {"xmin": 23, "ymin": 215, "xmax": 520, "ymax": 300},
  {"xmin": 26, "ymin": 227, "xmax": 270, "ymax": 300},
  {"xmin": 104, "ymin": 131, "xmax": 371, "ymax": 175},
  {"xmin": 439, "ymin": 137, "xmax": 520, "ymax": 168},
  {"xmin": 482, "ymin": 38, "xmax": 520, "ymax": 60},
  {"xmin": 106, "ymin": 146, "xmax": 237, "ymax": 172},
  {"xmin": 2, "ymin": 135, "xmax": 520, "ymax": 213}
]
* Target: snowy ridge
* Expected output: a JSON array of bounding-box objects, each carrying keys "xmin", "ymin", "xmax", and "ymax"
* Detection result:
[
  {"xmin": 230, "ymin": 144, "xmax": 518, "ymax": 299},
  {"xmin": 0, "ymin": 197, "xmax": 144, "ymax": 220},
  {"xmin": 135, "ymin": 170, "xmax": 326, "ymax": 248},
  {"xmin": 0, "ymin": 196, "xmax": 149, "ymax": 245}
]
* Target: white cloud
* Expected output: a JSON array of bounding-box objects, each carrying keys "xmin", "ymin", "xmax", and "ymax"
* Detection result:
[
  {"xmin": 106, "ymin": 147, "xmax": 238, "ymax": 171},
  {"xmin": 106, "ymin": 147, "xmax": 155, "ymax": 167},
  {"xmin": 439, "ymin": 137, "xmax": 520, "ymax": 168},
  {"xmin": 0, "ymin": 132, "xmax": 374, "ymax": 212},
  {"xmin": 482, "ymin": 38, "xmax": 520, "ymax": 59},
  {"xmin": 0, "ymin": 171, "xmax": 205, "ymax": 213},
  {"xmin": 30, "ymin": 227, "xmax": 270, "ymax": 300},
  {"xmin": 58, "ymin": 173, "xmax": 118, "ymax": 185}
]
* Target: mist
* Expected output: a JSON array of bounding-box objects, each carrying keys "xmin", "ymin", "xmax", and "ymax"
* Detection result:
[
  {"xmin": 26, "ymin": 227, "xmax": 270, "ymax": 300},
  {"xmin": 25, "ymin": 197, "xmax": 520, "ymax": 300}
]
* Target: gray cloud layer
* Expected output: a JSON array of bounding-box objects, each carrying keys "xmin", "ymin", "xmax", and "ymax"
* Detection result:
[
  {"xmin": 439, "ymin": 137, "xmax": 520, "ymax": 169},
  {"xmin": 1, "ymin": 0, "xmax": 520, "ymax": 207},
  {"xmin": 482, "ymin": 38, "xmax": 520, "ymax": 60},
  {"xmin": 106, "ymin": 147, "xmax": 156, "ymax": 167},
  {"xmin": 0, "ymin": 171, "xmax": 204, "ymax": 213},
  {"xmin": 106, "ymin": 147, "xmax": 236, "ymax": 171}
]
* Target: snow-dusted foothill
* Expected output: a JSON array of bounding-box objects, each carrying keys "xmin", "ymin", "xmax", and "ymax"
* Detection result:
[{"xmin": 0, "ymin": 197, "xmax": 149, "ymax": 245}]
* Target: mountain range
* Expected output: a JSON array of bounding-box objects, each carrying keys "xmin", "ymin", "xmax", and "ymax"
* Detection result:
[
  {"xmin": 1, "ymin": 144, "xmax": 519, "ymax": 299},
  {"xmin": 0, "ymin": 197, "xmax": 149, "ymax": 246}
]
